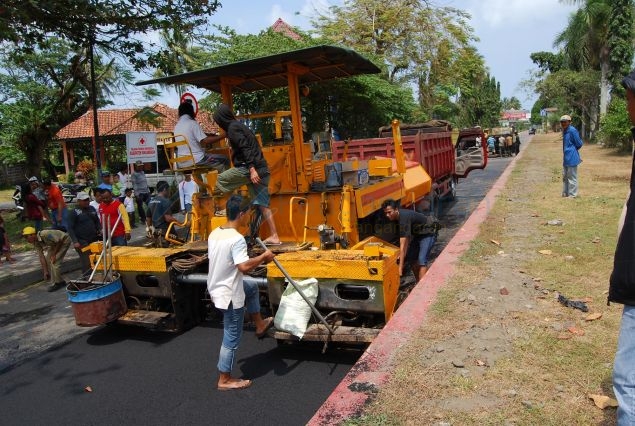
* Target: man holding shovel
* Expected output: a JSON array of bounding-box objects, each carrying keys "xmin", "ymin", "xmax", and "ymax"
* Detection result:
[{"xmin": 207, "ymin": 195, "xmax": 275, "ymax": 390}]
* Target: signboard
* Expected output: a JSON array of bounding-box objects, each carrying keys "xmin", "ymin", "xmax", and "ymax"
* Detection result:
[
  {"xmin": 501, "ymin": 110, "xmax": 530, "ymax": 120},
  {"xmin": 126, "ymin": 132, "xmax": 158, "ymax": 164}
]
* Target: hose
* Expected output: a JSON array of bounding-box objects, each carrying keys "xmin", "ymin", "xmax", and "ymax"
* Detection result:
[{"xmin": 171, "ymin": 253, "xmax": 208, "ymax": 272}]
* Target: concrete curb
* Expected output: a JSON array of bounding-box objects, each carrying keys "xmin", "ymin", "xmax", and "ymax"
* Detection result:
[{"xmin": 308, "ymin": 142, "xmax": 529, "ymax": 425}]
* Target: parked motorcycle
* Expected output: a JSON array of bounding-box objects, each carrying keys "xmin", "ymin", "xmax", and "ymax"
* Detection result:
[
  {"xmin": 58, "ymin": 182, "xmax": 91, "ymax": 203},
  {"xmin": 12, "ymin": 184, "xmax": 27, "ymax": 221}
]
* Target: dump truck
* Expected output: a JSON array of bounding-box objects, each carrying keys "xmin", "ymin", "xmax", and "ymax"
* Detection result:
[
  {"xmin": 331, "ymin": 122, "xmax": 486, "ymax": 211},
  {"xmin": 69, "ymin": 45, "xmax": 486, "ymax": 348}
]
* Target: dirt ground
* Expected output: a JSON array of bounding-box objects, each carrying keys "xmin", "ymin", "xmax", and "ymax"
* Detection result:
[{"xmin": 356, "ymin": 134, "xmax": 630, "ymax": 425}]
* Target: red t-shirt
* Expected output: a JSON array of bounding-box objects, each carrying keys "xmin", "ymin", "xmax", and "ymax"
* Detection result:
[{"xmin": 99, "ymin": 200, "xmax": 126, "ymax": 237}]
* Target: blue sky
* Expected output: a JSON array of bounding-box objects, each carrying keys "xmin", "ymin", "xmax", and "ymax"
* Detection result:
[{"xmin": 127, "ymin": 0, "xmax": 577, "ymax": 110}]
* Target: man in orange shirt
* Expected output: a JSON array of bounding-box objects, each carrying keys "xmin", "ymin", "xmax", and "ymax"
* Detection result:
[{"xmin": 42, "ymin": 178, "xmax": 68, "ymax": 232}]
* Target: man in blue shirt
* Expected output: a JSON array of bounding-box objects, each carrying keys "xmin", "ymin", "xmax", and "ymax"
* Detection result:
[{"xmin": 560, "ymin": 114, "xmax": 583, "ymax": 197}]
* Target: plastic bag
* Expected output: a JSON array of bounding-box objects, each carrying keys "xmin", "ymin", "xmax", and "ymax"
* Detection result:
[{"xmin": 274, "ymin": 278, "xmax": 318, "ymax": 339}]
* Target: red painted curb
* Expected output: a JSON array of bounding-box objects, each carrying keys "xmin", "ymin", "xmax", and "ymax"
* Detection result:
[{"xmin": 308, "ymin": 144, "xmax": 528, "ymax": 425}]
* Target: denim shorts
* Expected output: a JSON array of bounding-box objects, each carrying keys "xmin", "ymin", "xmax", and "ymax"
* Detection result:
[
  {"xmin": 405, "ymin": 234, "xmax": 437, "ymax": 266},
  {"xmin": 215, "ymin": 167, "xmax": 271, "ymax": 207}
]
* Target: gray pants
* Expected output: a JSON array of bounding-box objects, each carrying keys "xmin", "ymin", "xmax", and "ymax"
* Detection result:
[{"xmin": 562, "ymin": 165, "xmax": 578, "ymax": 197}]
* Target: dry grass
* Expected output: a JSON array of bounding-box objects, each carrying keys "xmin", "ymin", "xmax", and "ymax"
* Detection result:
[{"xmin": 355, "ymin": 134, "xmax": 629, "ymax": 425}]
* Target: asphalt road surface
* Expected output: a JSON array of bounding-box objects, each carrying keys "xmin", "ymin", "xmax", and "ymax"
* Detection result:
[{"xmin": 0, "ymin": 151, "xmax": 516, "ymax": 426}]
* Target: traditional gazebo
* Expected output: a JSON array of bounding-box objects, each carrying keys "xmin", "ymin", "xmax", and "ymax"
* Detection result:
[{"xmin": 54, "ymin": 103, "xmax": 218, "ymax": 175}]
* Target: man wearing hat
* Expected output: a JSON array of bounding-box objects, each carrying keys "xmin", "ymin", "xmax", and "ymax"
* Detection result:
[
  {"xmin": 610, "ymin": 69, "xmax": 635, "ymax": 425},
  {"xmin": 28, "ymin": 176, "xmax": 46, "ymax": 202},
  {"xmin": 67, "ymin": 192, "xmax": 101, "ymax": 273},
  {"xmin": 131, "ymin": 160, "xmax": 150, "ymax": 224},
  {"xmin": 97, "ymin": 170, "xmax": 113, "ymax": 191},
  {"xmin": 560, "ymin": 114, "xmax": 583, "ymax": 198},
  {"xmin": 22, "ymin": 226, "xmax": 71, "ymax": 292}
]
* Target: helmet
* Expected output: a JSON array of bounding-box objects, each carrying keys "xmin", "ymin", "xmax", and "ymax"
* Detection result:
[
  {"xmin": 28, "ymin": 176, "xmax": 39, "ymax": 183},
  {"xmin": 22, "ymin": 226, "xmax": 37, "ymax": 236}
]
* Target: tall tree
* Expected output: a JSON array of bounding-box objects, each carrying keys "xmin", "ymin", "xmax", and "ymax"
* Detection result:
[
  {"xmin": 152, "ymin": 29, "xmax": 204, "ymax": 98},
  {"xmin": 501, "ymin": 97, "xmax": 522, "ymax": 110},
  {"xmin": 1, "ymin": 0, "xmax": 220, "ymax": 70},
  {"xmin": 312, "ymin": 0, "xmax": 478, "ymax": 122},
  {"xmin": 191, "ymin": 27, "xmax": 417, "ymax": 138},
  {"xmin": 0, "ymin": 39, "xmax": 127, "ymax": 176},
  {"xmin": 555, "ymin": 0, "xmax": 610, "ymax": 117},
  {"xmin": 607, "ymin": 0, "xmax": 635, "ymax": 93}
]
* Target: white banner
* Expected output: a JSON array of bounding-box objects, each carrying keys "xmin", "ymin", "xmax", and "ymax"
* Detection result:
[{"xmin": 126, "ymin": 132, "xmax": 158, "ymax": 163}]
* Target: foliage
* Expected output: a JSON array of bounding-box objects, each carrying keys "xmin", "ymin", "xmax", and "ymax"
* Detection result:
[
  {"xmin": 607, "ymin": 0, "xmax": 635, "ymax": 93},
  {"xmin": 596, "ymin": 97, "xmax": 633, "ymax": 151},
  {"xmin": 534, "ymin": 69, "xmax": 600, "ymax": 131},
  {"xmin": 456, "ymin": 71, "xmax": 502, "ymax": 129},
  {"xmin": 0, "ymin": 38, "xmax": 126, "ymax": 177},
  {"xmin": 531, "ymin": 0, "xmax": 635, "ymax": 138},
  {"xmin": 501, "ymin": 97, "xmax": 522, "ymax": 110},
  {"xmin": 0, "ymin": 0, "xmax": 220, "ymax": 71},
  {"xmin": 311, "ymin": 0, "xmax": 488, "ymax": 126},
  {"xmin": 530, "ymin": 52, "xmax": 564, "ymax": 74},
  {"xmin": 0, "ymin": 142, "xmax": 26, "ymax": 165},
  {"xmin": 193, "ymin": 27, "xmax": 416, "ymax": 138}
]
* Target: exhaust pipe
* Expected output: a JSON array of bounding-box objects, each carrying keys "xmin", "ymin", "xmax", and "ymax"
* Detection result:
[{"xmin": 174, "ymin": 273, "xmax": 268, "ymax": 289}]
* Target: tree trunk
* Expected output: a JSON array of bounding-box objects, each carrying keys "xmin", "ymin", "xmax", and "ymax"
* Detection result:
[{"xmin": 600, "ymin": 60, "xmax": 610, "ymax": 116}]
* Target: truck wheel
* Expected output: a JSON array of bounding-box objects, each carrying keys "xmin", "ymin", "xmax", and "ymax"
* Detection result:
[{"xmin": 446, "ymin": 178, "xmax": 457, "ymax": 201}]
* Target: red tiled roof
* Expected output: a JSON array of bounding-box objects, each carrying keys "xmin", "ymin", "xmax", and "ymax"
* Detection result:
[
  {"xmin": 271, "ymin": 18, "xmax": 302, "ymax": 41},
  {"xmin": 55, "ymin": 103, "xmax": 218, "ymax": 140}
]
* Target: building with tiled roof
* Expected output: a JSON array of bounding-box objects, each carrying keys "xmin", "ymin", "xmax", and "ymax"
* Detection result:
[
  {"xmin": 270, "ymin": 18, "xmax": 302, "ymax": 41},
  {"xmin": 55, "ymin": 103, "xmax": 218, "ymax": 176}
]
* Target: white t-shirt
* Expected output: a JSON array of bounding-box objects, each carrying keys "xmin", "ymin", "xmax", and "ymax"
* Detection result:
[
  {"xmin": 178, "ymin": 179, "xmax": 199, "ymax": 210},
  {"xmin": 207, "ymin": 227, "xmax": 250, "ymax": 310},
  {"xmin": 174, "ymin": 115, "xmax": 207, "ymax": 167},
  {"xmin": 118, "ymin": 172, "xmax": 129, "ymax": 189},
  {"xmin": 124, "ymin": 195, "xmax": 135, "ymax": 213}
]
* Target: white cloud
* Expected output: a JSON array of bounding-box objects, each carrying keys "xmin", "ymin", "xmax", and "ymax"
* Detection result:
[
  {"xmin": 464, "ymin": 0, "xmax": 576, "ymax": 29},
  {"xmin": 269, "ymin": 4, "xmax": 295, "ymax": 26}
]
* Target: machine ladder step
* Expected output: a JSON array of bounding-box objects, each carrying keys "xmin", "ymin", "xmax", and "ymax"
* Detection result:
[{"xmin": 117, "ymin": 309, "xmax": 172, "ymax": 327}]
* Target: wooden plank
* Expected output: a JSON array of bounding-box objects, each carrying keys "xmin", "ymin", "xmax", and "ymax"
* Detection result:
[{"xmin": 117, "ymin": 309, "xmax": 171, "ymax": 327}]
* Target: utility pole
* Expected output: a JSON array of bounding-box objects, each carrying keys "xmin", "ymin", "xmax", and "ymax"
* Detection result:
[{"xmin": 88, "ymin": 30, "xmax": 102, "ymax": 185}]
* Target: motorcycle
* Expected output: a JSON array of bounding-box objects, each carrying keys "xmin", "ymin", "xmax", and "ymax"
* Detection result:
[
  {"xmin": 12, "ymin": 184, "xmax": 27, "ymax": 221},
  {"xmin": 58, "ymin": 182, "xmax": 91, "ymax": 203}
]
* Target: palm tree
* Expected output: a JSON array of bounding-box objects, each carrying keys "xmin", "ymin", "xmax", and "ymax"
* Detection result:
[
  {"xmin": 556, "ymin": 0, "xmax": 611, "ymax": 119},
  {"xmin": 153, "ymin": 29, "xmax": 199, "ymax": 98}
]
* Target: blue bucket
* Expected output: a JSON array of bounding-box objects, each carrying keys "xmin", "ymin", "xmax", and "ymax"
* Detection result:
[
  {"xmin": 67, "ymin": 278, "xmax": 123, "ymax": 303},
  {"xmin": 67, "ymin": 276, "xmax": 127, "ymax": 326}
]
